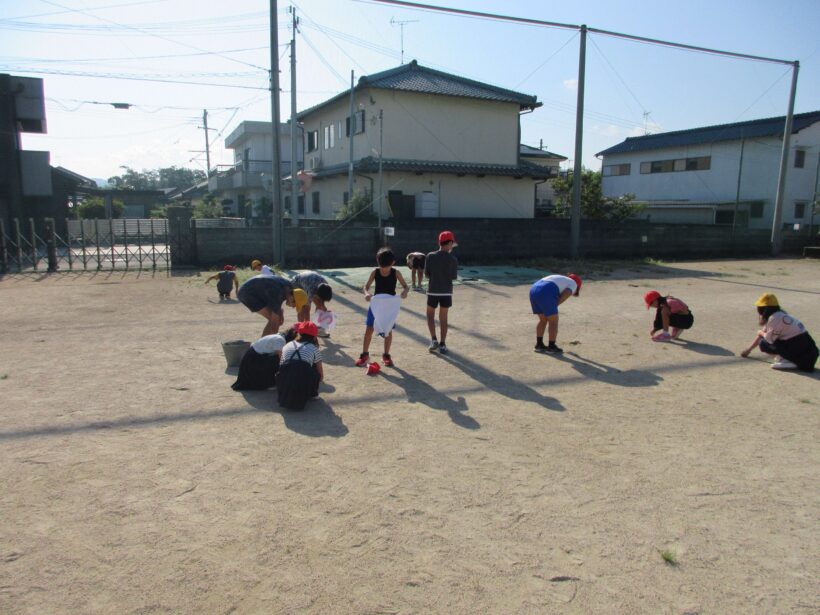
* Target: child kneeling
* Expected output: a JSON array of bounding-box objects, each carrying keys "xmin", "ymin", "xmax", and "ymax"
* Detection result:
[
  {"xmin": 740, "ymin": 293, "xmax": 818, "ymax": 372},
  {"xmin": 231, "ymin": 326, "xmax": 297, "ymax": 391},
  {"xmin": 277, "ymin": 321, "xmax": 324, "ymax": 410},
  {"xmin": 644, "ymin": 290, "xmax": 693, "ymax": 341}
]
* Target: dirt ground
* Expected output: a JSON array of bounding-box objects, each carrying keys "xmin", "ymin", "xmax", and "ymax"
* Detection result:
[{"xmin": 1, "ymin": 258, "xmax": 818, "ymax": 615}]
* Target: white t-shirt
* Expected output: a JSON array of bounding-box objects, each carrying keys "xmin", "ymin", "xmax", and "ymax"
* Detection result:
[
  {"xmin": 251, "ymin": 333, "xmax": 287, "ymax": 355},
  {"xmin": 540, "ymin": 274, "xmax": 577, "ymax": 295},
  {"xmin": 763, "ymin": 311, "xmax": 806, "ymax": 343}
]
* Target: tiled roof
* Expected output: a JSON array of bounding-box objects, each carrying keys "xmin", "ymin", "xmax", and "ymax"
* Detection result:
[
  {"xmin": 519, "ymin": 144, "xmax": 567, "ymax": 160},
  {"xmin": 298, "ymin": 60, "xmax": 539, "ymax": 119},
  {"xmin": 597, "ymin": 110, "xmax": 820, "ymax": 156},
  {"xmin": 310, "ymin": 157, "xmax": 553, "ymax": 180}
]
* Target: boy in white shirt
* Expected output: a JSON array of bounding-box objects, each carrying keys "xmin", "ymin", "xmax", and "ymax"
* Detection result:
[{"xmin": 529, "ymin": 273, "xmax": 582, "ymax": 353}]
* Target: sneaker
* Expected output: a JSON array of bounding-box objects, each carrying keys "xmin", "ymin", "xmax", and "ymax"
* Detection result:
[
  {"xmin": 355, "ymin": 352, "xmax": 370, "ymax": 367},
  {"xmin": 534, "ymin": 344, "xmax": 549, "ymax": 354},
  {"xmin": 428, "ymin": 340, "xmax": 439, "ymax": 353},
  {"xmin": 382, "ymin": 353, "xmax": 394, "ymax": 367},
  {"xmin": 772, "ymin": 359, "xmax": 798, "ymax": 370},
  {"xmin": 317, "ymin": 327, "xmax": 330, "ymax": 338},
  {"xmin": 545, "ymin": 344, "xmax": 563, "ymax": 353},
  {"xmin": 652, "ymin": 331, "xmax": 673, "ymax": 342},
  {"xmin": 438, "ymin": 344, "xmax": 449, "ymax": 355}
]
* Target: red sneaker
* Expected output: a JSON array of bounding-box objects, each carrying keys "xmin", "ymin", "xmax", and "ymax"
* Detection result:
[
  {"xmin": 355, "ymin": 352, "xmax": 370, "ymax": 367},
  {"xmin": 382, "ymin": 353, "xmax": 394, "ymax": 367}
]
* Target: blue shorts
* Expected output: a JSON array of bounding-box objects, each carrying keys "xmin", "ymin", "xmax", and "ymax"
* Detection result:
[
  {"xmin": 530, "ymin": 280, "xmax": 560, "ymax": 317},
  {"xmin": 365, "ymin": 306, "xmax": 395, "ymax": 334}
]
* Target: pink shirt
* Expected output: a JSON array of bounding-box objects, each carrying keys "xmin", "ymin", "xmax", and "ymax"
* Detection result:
[
  {"xmin": 763, "ymin": 311, "xmax": 806, "ymax": 343},
  {"xmin": 666, "ymin": 297, "xmax": 688, "ymax": 313}
]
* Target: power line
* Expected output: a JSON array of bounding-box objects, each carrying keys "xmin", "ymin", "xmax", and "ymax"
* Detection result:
[{"xmin": 4, "ymin": 67, "xmax": 268, "ymax": 90}]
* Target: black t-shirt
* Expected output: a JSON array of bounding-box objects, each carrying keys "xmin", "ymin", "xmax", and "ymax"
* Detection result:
[{"xmin": 373, "ymin": 268, "xmax": 397, "ymax": 295}]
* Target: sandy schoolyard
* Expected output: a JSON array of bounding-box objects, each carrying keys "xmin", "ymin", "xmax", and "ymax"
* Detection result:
[{"xmin": 0, "ymin": 258, "xmax": 817, "ymax": 614}]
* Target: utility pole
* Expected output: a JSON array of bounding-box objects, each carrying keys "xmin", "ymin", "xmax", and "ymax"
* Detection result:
[
  {"xmin": 771, "ymin": 61, "xmax": 799, "ymax": 256},
  {"xmin": 201, "ymin": 109, "xmax": 212, "ymax": 178},
  {"xmin": 289, "ymin": 6, "xmax": 300, "ymax": 227},
  {"xmin": 731, "ymin": 128, "xmax": 745, "ymax": 240},
  {"xmin": 390, "ymin": 18, "xmax": 418, "ymax": 64},
  {"xmin": 269, "ymin": 0, "xmax": 284, "ymax": 265},
  {"xmin": 378, "ymin": 109, "xmax": 384, "ymax": 228},
  {"xmin": 347, "ymin": 70, "xmax": 355, "ymax": 204},
  {"xmin": 569, "ymin": 24, "xmax": 587, "ymax": 259}
]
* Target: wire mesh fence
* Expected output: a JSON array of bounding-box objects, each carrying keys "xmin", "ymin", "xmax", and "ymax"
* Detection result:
[{"xmin": 0, "ymin": 218, "xmax": 174, "ymax": 273}]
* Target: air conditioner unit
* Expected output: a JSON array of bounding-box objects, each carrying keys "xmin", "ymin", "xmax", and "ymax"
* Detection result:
[{"xmin": 309, "ymin": 157, "xmax": 322, "ymax": 170}]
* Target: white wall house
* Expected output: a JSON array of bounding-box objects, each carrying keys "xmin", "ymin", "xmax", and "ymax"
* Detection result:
[
  {"xmin": 296, "ymin": 60, "xmax": 552, "ymax": 220},
  {"xmin": 208, "ymin": 121, "xmax": 303, "ymax": 217},
  {"xmin": 519, "ymin": 144, "xmax": 567, "ymax": 215},
  {"xmin": 598, "ymin": 111, "xmax": 820, "ymax": 229}
]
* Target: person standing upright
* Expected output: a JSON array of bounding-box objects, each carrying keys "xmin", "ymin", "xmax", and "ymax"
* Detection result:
[{"xmin": 424, "ymin": 231, "xmax": 459, "ymax": 355}]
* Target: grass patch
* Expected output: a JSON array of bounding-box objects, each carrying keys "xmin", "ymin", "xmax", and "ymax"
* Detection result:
[
  {"xmin": 0, "ymin": 373, "xmax": 8, "ymax": 380},
  {"xmin": 660, "ymin": 549, "xmax": 679, "ymax": 567}
]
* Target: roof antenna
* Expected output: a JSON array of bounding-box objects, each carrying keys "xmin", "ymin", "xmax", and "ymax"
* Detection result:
[
  {"xmin": 390, "ymin": 17, "xmax": 418, "ymax": 65},
  {"xmin": 643, "ymin": 111, "xmax": 652, "ymax": 135}
]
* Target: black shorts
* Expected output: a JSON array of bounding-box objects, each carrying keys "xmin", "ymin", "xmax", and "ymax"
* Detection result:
[
  {"xmin": 427, "ymin": 295, "xmax": 452, "ymax": 309},
  {"xmin": 411, "ymin": 255, "xmax": 426, "ymax": 270},
  {"xmin": 238, "ymin": 278, "xmax": 285, "ymax": 313}
]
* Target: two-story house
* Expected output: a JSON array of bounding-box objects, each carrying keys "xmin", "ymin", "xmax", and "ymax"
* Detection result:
[
  {"xmin": 597, "ymin": 110, "xmax": 820, "ymax": 228},
  {"xmin": 208, "ymin": 120, "xmax": 303, "ymax": 218},
  {"xmin": 519, "ymin": 143, "xmax": 567, "ymax": 215},
  {"xmin": 296, "ymin": 60, "xmax": 552, "ymax": 220}
]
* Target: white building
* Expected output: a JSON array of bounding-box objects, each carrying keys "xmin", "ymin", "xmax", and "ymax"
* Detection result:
[
  {"xmin": 519, "ymin": 144, "xmax": 567, "ymax": 215},
  {"xmin": 598, "ymin": 110, "xmax": 820, "ymax": 228},
  {"xmin": 208, "ymin": 121, "xmax": 303, "ymax": 217},
  {"xmin": 296, "ymin": 60, "xmax": 553, "ymax": 220}
]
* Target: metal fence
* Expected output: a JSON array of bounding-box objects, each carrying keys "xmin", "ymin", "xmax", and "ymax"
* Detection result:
[{"xmin": 0, "ymin": 217, "xmax": 172, "ymax": 273}]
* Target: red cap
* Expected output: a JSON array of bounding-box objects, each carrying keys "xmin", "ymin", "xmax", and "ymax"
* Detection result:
[
  {"xmin": 438, "ymin": 230, "xmax": 456, "ymax": 244},
  {"xmin": 644, "ymin": 290, "xmax": 662, "ymax": 309},
  {"xmin": 298, "ymin": 321, "xmax": 318, "ymax": 337},
  {"xmin": 366, "ymin": 362, "xmax": 381, "ymax": 375},
  {"xmin": 223, "ymin": 264, "xmax": 235, "ymax": 271},
  {"xmin": 567, "ymin": 273, "xmax": 582, "ymax": 294}
]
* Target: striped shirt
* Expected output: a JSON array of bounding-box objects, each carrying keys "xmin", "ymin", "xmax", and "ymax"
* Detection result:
[
  {"xmin": 292, "ymin": 271, "xmax": 327, "ymax": 302},
  {"xmin": 281, "ymin": 341, "xmax": 322, "ymax": 365}
]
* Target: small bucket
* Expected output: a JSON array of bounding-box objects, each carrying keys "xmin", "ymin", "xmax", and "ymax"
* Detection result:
[{"xmin": 222, "ymin": 340, "xmax": 251, "ymax": 367}]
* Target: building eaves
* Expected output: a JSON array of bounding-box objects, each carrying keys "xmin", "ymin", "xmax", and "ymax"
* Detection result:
[
  {"xmin": 519, "ymin": 144, "xmax": 567, "ymax": 160},
  {"xmin": 297, "ymin": 59, "xmax": 540, "ymax": 120},
  {"xmin": 310, "ymin": 157, "xmax": 553, "ymax": 179},
  {"xmin": 597, "ymin": 109, "xmax": 820, "ymax": 157}
]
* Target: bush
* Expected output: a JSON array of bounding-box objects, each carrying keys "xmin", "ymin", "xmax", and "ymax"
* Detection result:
[
  {"xmin": 335, "ymin": 189, "xmax": 377, "ymax": 222},
  {"xmin": 77, "ymin": 196, "xmax": 124, "ymax": 219},
  {"xmin": 552, "ymin": 169, "xmax": 643, "ymax": 222}
]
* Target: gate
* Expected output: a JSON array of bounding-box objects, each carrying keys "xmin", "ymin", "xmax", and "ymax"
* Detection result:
[{"xmin": 0, "ymin": 217, "xmax": 174, "ymax": 273}]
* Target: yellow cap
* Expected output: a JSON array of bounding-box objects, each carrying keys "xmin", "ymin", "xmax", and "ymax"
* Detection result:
[
  {"xmin": 293, "ymin": 288, "xmax": 308, "ymax": 310},
  {"xmin": 251, "ymin": 259, "xmax": 262, "ymax": 269},
  {"xmin": 754, "ymin": 293, "xmax": 779, "ymax": 307}
]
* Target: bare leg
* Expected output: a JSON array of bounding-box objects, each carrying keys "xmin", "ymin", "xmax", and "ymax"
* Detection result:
[
  {"xmin": 297, "ymin": 305, "xmax": 310, "ymax": 323},
  {"xmin": 439, "ymin": 307, "xmax": 449, "ymax": 344},
  {"xmin": 384, "ymin": 331, "xmax": 393, "ymax": 354},
  {"xmin": 258, "ymin": 307, "xmax": 282, "ymax": 336},
  {"xmin": 426, "ymin": 306, "xmax": 437, "ymax": 339},
  {"xmin": 536, "ymin": 314, "xmax": 548, "ymax": 338},
  {"xmin": 362, "ymin": 326, "xmax": 374, "ymax": 354},
  {"xmin": 546, "ymin": 314, "xmax": 559, "ymax": 343}
]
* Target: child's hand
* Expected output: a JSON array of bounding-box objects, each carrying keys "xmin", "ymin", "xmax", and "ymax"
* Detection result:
[
  {"xmin": 401, "ymin": 288, "xmax": 409, "ymax": 299},
  {"xmin": 365, "ymin": 293, "xmax": 372, "ymax": 302},
  {"xmin": 740, "ymin": 349, "xmax": 751, "ymax": 358}
]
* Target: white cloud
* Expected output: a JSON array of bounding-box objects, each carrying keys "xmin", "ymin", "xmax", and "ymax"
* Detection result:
[{"xmin": 563, "ymin": 78, "xmax": 578, "ymax": 91}]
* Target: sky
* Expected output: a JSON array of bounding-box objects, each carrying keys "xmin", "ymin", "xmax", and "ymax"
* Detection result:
[{"xmin": 2, "ymin": 0, "xmax": 819, "ymax": 183}]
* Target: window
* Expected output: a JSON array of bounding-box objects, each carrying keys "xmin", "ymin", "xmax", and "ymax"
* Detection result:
[
  {"xmin": 749, "ymin": 202, "xmax": 764, "ymax": 219},
  {"xmin": 603, "ymin": 163, "xmax": 631, "ymax": 177},
  {"xmin": 345, "ymin": 109, "xmax": 365, "ymax": 136},
  {"xmin": 715, "ymin": 210, "xmax": 734, "ymax": 225},
  {"xmin": 307, "ymin": 130, "xmax": 318, "ymax": 152},
  {"xmin": 794, "ymin": 149, "xmax": 806, "ymax": 168},
  {"xmin": 323, "ymin": 124, "xmax": 334, "ymax": 150},
  {"xmin": 284, "ymin": 195, "xmax": 291, "ymax": 213},
  {"xmin": 794, "ymin": 202, "xmax": 806, "ymax": 219},
  {"xmin": 312, "ymin": 191, "xmax": 320, "ymax": 215},
  {"xmin": 343, "ymin": 191, "xmax": 349, "ymax": 205},
  {"xmin": 298, "ymin": 194, "xmax": 305, "ymax": 215},
  {"xmin": 640, "ymin": 156, "xmax": 710, "ymax": 174}
]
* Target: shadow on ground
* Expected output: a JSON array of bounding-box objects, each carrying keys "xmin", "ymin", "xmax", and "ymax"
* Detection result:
[
  {"xmin": 240, "ymin": 390, "xmax": 348, "ymax": 437},
  {"xmin": 554, "ymin": 352, "xmax": 663, "ymax": 388}
]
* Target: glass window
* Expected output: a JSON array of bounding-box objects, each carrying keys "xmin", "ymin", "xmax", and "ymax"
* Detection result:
[
  {"xmin": 312, "ymin": 192, "xmax": 320, "ymax": 215},
  {"xmin": 640, "ymin": 161, "xmax": 651, "ymax": 174},
  {"xmin": 749, "ymin": 202, "xmax": 764, "ymax": 218},
  {"xmin": 603, "ymin": 163, "xmax": 631, "ymax": 176},
  {"xmin": 674, "ymin": 159, "xmax": 687, "ymax": 172},
  {"xmin": 794, "ymin": 202, "xmax": 806, "ymax": 219},
  {"xmin": 794, "ymin": 149, "xmax": 806, "ymax": 168},
  {"xmin": 307, "ymin": 130, "xmax": 318, "ymax": 152},
  {"xmin": 298, "ymin": 194, "xmax": 305, "ymax": 215}
]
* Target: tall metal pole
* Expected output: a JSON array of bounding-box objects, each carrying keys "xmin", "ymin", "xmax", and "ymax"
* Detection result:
[
  {"xmin": 731, "ymin": 128, "xmax": 745, "ymax": 240},
  {"xmin": 270, "ymin": 0, "xmax": 284, "ymax": 265},
  {"xmin": 378, "ymin": 109, "xmax": 384, "ymax": 229},
  {"xmin": 202, "ymin": 109, "xmax": 211, "ymax": 178},
  {"xmin": 771, "ymin": 61, "xmax": 799, "ymax": 256},
  {"xmin": 290, "ymin": 7, "xmax": 299, "ymax": 227},
  {"xmin": 569, "ymin": 25, "xmax": 587, "ymax": 259},
  {"xmin": 348, "ymin": 70, "xmax": 355, "ymax": 204}
]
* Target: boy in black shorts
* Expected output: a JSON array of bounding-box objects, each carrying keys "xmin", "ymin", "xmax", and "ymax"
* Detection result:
[
  {"xmin": 237, "ymin": 273, "xmax": 296, "ymax": 337},
  {"xmin": 424, "ymin": 231, "xmax": 459, "ymax": 354},
  {"xmin": 405, "ymin": 252, "xmax": 426, "ymax": 290}
]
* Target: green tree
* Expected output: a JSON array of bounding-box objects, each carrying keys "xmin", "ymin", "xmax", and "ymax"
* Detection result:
[
  {"xmin": 107, "ymin": 165, "xmax": 205, "ymax": 190},
  {"xmin": 77, "ymin": 196, "xmax": 124, "ymax": 219},
  {"xmin": 551, "ymin": 169, "xmax": 642, "ymax": 222},
  {"xmin": 335, "ymin": 189, "xmax": 376, "ymax": 222},
  {"xmin": 192, "ymin": 193, "xmax": 223, "ymax": 219}
]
